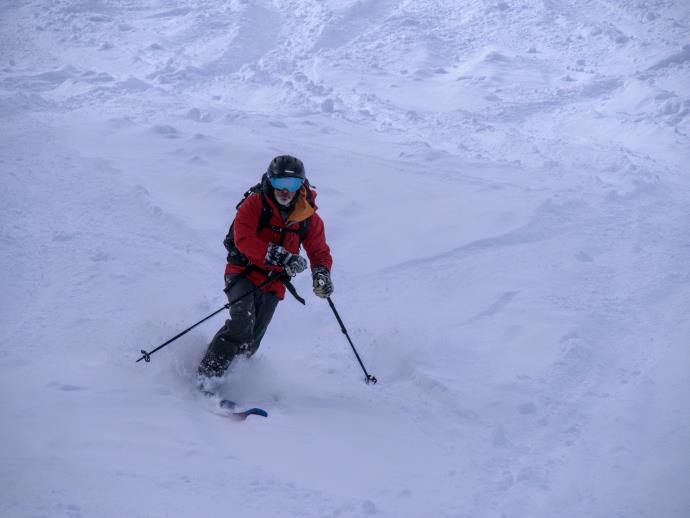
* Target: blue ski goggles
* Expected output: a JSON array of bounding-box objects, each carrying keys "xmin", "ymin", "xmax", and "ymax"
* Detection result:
[{"xmin": 270, "ymin": 176, "xmax": 304, "ymax": 192}]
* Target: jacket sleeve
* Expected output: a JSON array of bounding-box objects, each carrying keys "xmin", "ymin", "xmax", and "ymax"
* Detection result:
[
  {"xmin": 233, "ymin": 195, "xmax": 276, "ymax": 269},
  {"xmin": 302, "ymin": 212, "xmax": 333, "ymax": 271}
]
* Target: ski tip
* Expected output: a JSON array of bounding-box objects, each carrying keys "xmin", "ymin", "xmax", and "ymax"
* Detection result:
[
  {"xmin": 218, "ymin": 400, "xmax": 268, "ymax": 419},
  {"xmin": 245, "ymin": 408, "xmax": 268, "ymax": 418}
]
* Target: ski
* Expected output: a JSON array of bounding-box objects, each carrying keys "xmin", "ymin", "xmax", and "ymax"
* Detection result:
[
  {"xmin": 200, "ymin": 390, "xmax": 268, "ymax": 421},
  {"xmin": 219, "ymin": 399, "xmax": 269, "ymax": 420}
]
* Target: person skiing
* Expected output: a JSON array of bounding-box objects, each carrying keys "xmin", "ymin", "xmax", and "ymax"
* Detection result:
[{"xmin": 197, "ymin": 155, "xmax": 333, "ymax": 385}]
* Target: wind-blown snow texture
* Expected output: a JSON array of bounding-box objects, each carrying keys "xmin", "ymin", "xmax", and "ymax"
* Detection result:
[{"xmin": 1, "ymin": 1, "xmax": 689, "ymax": 517}]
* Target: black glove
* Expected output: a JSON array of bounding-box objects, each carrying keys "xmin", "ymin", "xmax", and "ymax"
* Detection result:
[
  {"xmin": 312, "ymin": 266, "xmax": 333, "ymax": 298},
  {"xmin": 265, "ymin": 243, "xmax": 307, "ymax": 277}
]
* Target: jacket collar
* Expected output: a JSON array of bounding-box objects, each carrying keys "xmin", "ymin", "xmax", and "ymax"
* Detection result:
[{"xmin": 286, "ymin": 186, "xmax": 315, "ymax": 224}]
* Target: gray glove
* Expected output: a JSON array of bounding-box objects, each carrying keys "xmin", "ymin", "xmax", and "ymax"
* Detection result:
[
  {"xmin": 312, "ymin": 266, "xmax": 334, "ymax": 298},
  {"xmin": 265, "ymin": 243, "xmax": 307, "ymax": 277}
]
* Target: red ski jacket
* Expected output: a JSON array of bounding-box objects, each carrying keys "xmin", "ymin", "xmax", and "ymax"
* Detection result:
[{"xmin": 225, "ymin": 186, "xmax": 333, "ymax": 299}]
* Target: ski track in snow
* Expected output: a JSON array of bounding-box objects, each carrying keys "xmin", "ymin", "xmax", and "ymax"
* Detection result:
[{"xmin": 1, "ymin": 1, "xmax": 689, "ymax": 517}]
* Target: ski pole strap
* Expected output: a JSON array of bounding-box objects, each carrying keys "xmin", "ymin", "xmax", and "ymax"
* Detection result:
[{"xmin": 281, "ymin": 277, "xmax": 306, "ymax": 305}]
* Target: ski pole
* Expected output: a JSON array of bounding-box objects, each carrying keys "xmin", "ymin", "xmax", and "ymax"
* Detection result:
[
  {"xmin": 136, "ymin": 272, "xmax": 286, "ymax": 363},
  {"xmin": 325, "ymin": 296, "xmax": 377, "ymax": 385}
]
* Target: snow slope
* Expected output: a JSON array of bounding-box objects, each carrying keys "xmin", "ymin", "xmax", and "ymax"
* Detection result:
[{"xmin": 1, "ymin": 1, "xmax": 689, "ymax": 517}]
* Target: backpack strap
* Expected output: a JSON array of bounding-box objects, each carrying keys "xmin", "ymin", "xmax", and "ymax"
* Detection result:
[{"xmin": 257, "ymin": 190, "xmax": 274, "ymax": 233}]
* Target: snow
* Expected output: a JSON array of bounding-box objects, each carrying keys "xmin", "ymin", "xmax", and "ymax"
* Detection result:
[{"xmin": 1, "ymin": 1, "xmax": 689, "ymax": 517}]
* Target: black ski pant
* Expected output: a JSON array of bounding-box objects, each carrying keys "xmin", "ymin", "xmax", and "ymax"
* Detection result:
[{"xmin": 198, "ymin": 274, "xmax": 279, "ymax": 379}]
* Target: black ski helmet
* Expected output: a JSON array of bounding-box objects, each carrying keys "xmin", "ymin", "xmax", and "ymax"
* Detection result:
[{"xmin": 266, "ymin": 155, "xmax": 305, "ymax": 180}]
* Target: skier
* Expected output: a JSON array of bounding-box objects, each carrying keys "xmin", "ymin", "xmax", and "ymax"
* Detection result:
[{"xmin": 197, "ymin": 155, "xmax": 333, "ymax": 385}]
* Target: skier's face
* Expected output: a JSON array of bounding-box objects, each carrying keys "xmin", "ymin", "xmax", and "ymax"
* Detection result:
[{"xmin": 274, "ymin": 188, "xmax": 297, "ymax": 206}]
